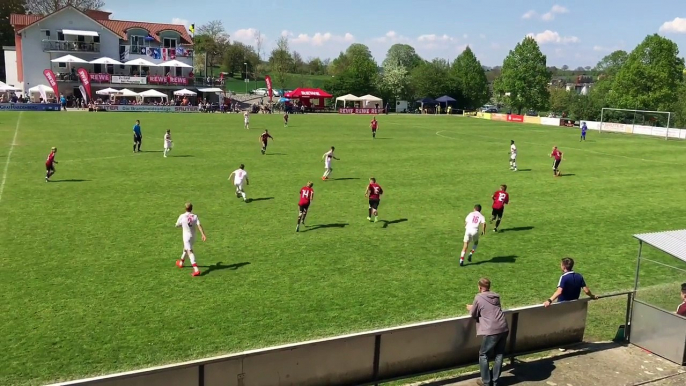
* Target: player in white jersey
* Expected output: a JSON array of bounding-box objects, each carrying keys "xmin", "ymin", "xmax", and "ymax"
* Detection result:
[
  {"xmin": 321, "ymin": 146, "xmax": 339, "ymax": 180},
  {"xmin": 460, "ymin": 204, "xmax": 486, "ymax": 266},
  {"xmin": 509, "ymin": 140, "xmax": 517, "ymax": 171},
  {"xmin": 243, "ymin": 111, "xmax": 250, "ymax": 130},
  {"xmin": 163, "ymin": 129, "xmax": 173, "ymax": 158},
  {"xmin": 228, "ymin": 164, "xmax": 249, "ymax": 201},
  {"xmin": 175, "ymin": 202, "xmax": 207, "ymax": 276}
]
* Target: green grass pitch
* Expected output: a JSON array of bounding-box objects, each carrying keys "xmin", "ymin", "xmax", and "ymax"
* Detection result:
[{"xmin": 0, "ymin": 111, "xmax": 685, "ymax": 385}]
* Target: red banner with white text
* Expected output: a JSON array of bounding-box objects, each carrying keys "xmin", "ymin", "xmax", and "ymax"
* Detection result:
[
  {"xmin": 90, "ymin": 73, "xmax": 111, "ymax": 83},
  {"xmin": 338, "ymin": 108, "xmax": 383, "ymax": 114},
  {"xmin": 507, "ymin": 114, "xmax": 524, "ymax": 123},
  {"xmin": 148, "ymin": 76, "xmax": 188, "ymax": 85},
  {"xmin": 265, "ymin": 75, "xmax": 273, "ymax": 102},
  {"xmin": 43, "ymin": 69, "xmax": 60, "ymax": 96},
  {"xmin": 76, "ymin": 68, "xmax": 92, "ymax": 101}
]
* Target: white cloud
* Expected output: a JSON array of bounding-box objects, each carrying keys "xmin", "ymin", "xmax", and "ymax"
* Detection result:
[
  {"xmin": 463, "ymin": 34, "xmax": 469, "ymax": 39},
  {"xmin": 372, "ymin": 30, "xmax": 410, "ymax": 44},
  {"xmin": 527, "ymin": 30, "xmax": 579, "ymax": 44},
  {"xmin": 659, "ymin": 17, "xmax": 686, "ymax": 33},
  {"xmin": 290, "ymin": 32, "xmax": 355, "ymax": 46},
  {"xmin": 171, "ymin": 18, "xmax": 189, "ymax": 29},
  {"xmin": 480, "ymin": 34, "xmax": 486, "ymax": 39},
  {"xmin": 417, "ymin": 34, "xmax": 455, "ymax": 43},
  {"xmin": 232, "ymin": 28, "xmax": 267, "ymax": 45},
  {"xmin": 524, "ymin": 5, "xmax": 569, "ymax": 21},
  {"xmin": 522, "ymin": 10, "xmax": 537, "ymax": 19},
  {"xmin": 281, "ymin": 30, "xmax": 293, "ymax": 37}
]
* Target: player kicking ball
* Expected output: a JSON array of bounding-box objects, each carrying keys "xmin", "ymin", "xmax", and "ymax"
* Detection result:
[
  {"xmin": 490, "ymin": 185, "xmax": 510, "ymax": 232},
  {"xmin": 460, "ymin": 204, "xmax": 486, "ymax": 266},
  {"xmin": 260, "ymin": 130, "xmax": 273, "ymax": 155},
  {"xmin": 175, "ymin": 202, "xmax": 207, "ymax": 277},
  {"xmin": 228, "ymin": 164, "xmax": 249, "ymax": 202},
  {"xmin": 322, "ymin": 146, "xmax": 339, "ymax": 180},
  {"xmin": 163, "ymin": 129, "xmax": 173, "ymax": 157},
  {"xmin": 509, "ymin": 140, "xmax": 517, "ymax": 171},
  {"xmin": 45, "ymin": 147, "xmax": 58, "ymax": 182},
  {"xmin": 296, "ymin": 182, "xmax": 314, "ymax": 232},
  {"xmin": 365, "ymin": 177, "xmax": 383, "ymax": 222}
]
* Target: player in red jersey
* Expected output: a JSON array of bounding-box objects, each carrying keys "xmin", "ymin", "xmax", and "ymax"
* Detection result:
[
  {"xmin": 296, "ymin": 182, "xmax": 314, "ymax": 232},
  {"xmin": 370, "ymin": 117, "xmax": 379, "ymax": 139},
  {"xmin": 283, "ymin": 113, "xmax": 289, "ymax": 127},
  {"xmin": 365, "ymin": 177, "xmax": 384, "ymax": 222},
  {"xmin": 259, "ymin": 130, "xmax": 274, "ymax": 155},
  {"xmin": 490, "ymin": 184, "xmax": 510, "ymax": 232},
  {"xmin": 550, "ymin": 146, "xmax": 563, "ymax": 176},
  {"xmin": 45, "ymin": 147, "xmax": 58, "ymax": 182}
]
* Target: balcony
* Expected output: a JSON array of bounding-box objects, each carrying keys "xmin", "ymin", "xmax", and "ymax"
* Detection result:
[{"xmin": 43, "ymin": 39, "xmax": 100, "ymax": 53}]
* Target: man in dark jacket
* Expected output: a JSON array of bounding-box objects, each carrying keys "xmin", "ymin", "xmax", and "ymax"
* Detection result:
[{"xmin": 467, "ymin": 278, "xmax": 509, "ymax": 386}]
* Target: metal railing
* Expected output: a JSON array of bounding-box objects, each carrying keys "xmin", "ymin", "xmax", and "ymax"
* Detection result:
[{"xmin": 42, "ymin": 39, "xmax": 100, "ymax": 53}]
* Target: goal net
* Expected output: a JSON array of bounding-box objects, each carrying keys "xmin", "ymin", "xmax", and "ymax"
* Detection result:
[{"xmin": 599, "ymin": 108, "xmax": 675, "ymax": 139}]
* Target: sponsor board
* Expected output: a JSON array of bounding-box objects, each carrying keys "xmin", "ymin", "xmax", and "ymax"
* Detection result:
[
  {"xmin": 95, "ymin": 105, "xmax": 199, "ymax": 112},
  {"xmin": 491, "ymin": 113, "xmax": 507, "ymax": 121},
  {"xmin": 540, "ymin": 117, "xmax": 561, "ymax": 126},
  {"xmin": 0, "ymin": 103, "xmax": 61, "ymax": 111},
  {"xmin": 523, "ymin": 115, "xmax": 541, "ymax": 124},
  {"xmin": 338, "ymin": 108, "xmax": 383, "ymax": 114},
  {"xmin": 507, "ymin": 114, "xmax": 524, "ymax": 122},
  {"xmin": 111, "ymin": 76, "xmax": 147, "ymax": 85}
]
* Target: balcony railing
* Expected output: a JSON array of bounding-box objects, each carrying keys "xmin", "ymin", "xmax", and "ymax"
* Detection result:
[
  {"xmin": 42, "ymin": 39, "xmax": 100, "ymax": 53},
  {"xmin": 119, "ymin": 44, "xmax": 194, "ymax": 59}
]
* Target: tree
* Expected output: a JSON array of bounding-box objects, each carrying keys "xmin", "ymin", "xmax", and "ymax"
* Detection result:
[
  {"xmin": 609, "ymin": 34, "xmax": 684, "ymax": 112},
  {"xmin": 1, "ymin": 0, "xmax": 25, "ymax": 80},
  {"xmin": 493, "ymin": 36, "xmax": 551, "ymax": 114},
  {"xmin": 594, "ymin": 50, "xmax": 628, "ymax": 77},
  {"xmin": 222, "ymin": 42, "xmax": 258, "ymax": 78},
  {"xmin": 194, "ymin": 20, "xmax": 229, "ymax": 76},
  {"xmin": 562, "ymin": 65, "xmax": 569, "ymax": 70},
  {"xmin": 268, "ymin": 36, "xmax": 293, "ymax": 88},
  {"xmin": 584, "ymin": 66, "xmax": 592, "ymax": 71},
  {"xmin": 329, "ymin": 43, "xmax": 374, "ymax": 76},
  {"xmin": 548, "ymin": 87, "xmax": 573, "ymax": 115},
  {"xmin": 378, "ymin": 61, "xmax": 410, "ymax": 103},
  {"xmin": 325, "ymin": 43, "xmax": 378, "ymax": 96},
  {"xmin": 307, "ymin": 58, "xmax": 326, "ymax": 75},
  {"xmin": 24, "ymin": 0, "xmax": 104, "ymax": 14},
  {"xmin": 253, "ymin": 30, "xmax": 264, "ymax": 80},
  {"xmin": 382, "ymin": 44, "xmax": 422, "ymax": 70},
  {"xmin": 451, "ymin": 46, "xmax": 489, "ymax": 109},
  {"xmin": 292, "ymin": 51, "xmax": 305, "ymax": 74},
  {"xmin": 409, "ymin": 59, "xmax": 451, "ymax": 98}
]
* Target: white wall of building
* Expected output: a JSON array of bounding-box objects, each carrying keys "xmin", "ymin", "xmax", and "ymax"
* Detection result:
[
  {"xmin": 3, "ymin": 48, "xmax": 21, "ymax": 90},
  {"xmin": 19, "ymin": 7, "xmax": 120, "ymax": 94}
]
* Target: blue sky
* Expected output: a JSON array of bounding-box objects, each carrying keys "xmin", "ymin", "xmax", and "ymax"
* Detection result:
[{"xmin": 103, "ymin": 0, "xmax": 686, "ymax": 67}]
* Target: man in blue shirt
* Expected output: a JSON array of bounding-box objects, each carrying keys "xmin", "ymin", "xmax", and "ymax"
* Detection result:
[
  {"xmin": 544, "ymin": 257, "xmax": 597, "ymax": 307},
  {"xmin": 580, "ymin": 122, "xmax": 587, "ymax": 142},
  {"xmin": 60, "ymin": 95, "xmax": 67, "ymax": 111},
  {"xmin": 133, "ymin": 120, "xmax": 142, "ymax": 153}
]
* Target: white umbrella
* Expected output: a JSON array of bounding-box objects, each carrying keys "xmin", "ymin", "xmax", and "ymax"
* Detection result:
[
  {"xmin": 173, "ymin": 88, "xmax": 196, "ymax": 96},
  {"xmin": 114, "ymin": 88, "xmax": 140, "ymax": 97},
  {"xmin": 0, "ymin": 81, "xmax": 20, "ymax": 91},
  {"xmin": 124, "ymin": 58, "xmax": 157, "ymax": 67},
  {"xmin": 90, "ymin": 57, "xmax": 123, "ymax": 65},
  {"xmin": 158, "ymin": 59, "xmax": 192, "ymax": 68},
  {"xmin": 51, "ymin": 54, "xmax": 88, "ymax": 64},
  {"xmin": 197, "ymin": 88, "xmax": 223, "ymax": 93},
  {"xmin": 96, "ymin": 87, "xmax": 119, "ymax": 95},
  {"xmin": 28, "ymin": 84, "xmax": 55, "ymax": 94},
  {"xmin": 138, "ymin": 89, "xmax": 168, "ymax": 98}
]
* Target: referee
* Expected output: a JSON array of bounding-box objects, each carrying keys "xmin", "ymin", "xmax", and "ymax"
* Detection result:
[
  {"xmin": 544, "ymin": 257, "xmax": 597, "ymax": 307},
  {"xmin": 133, "ymin": 120, "xmax": 142, "ymax": 152}
]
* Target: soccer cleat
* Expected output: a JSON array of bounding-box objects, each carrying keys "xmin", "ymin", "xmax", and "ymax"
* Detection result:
[
  {"xmin": 467, "ymin": 254, "xmax": 472, "ymax": 262},
  {"xmin": 176, "ymin": 260, "xmax": 184, "ymax": 268},
  {"xmin": 296, "ymin": 225, "xmax": 300, "ymax": 232},
  {"xmin": 493, "ymin": 228, "xmax": 498, "ymax": 233},
  {"xmin": 192, "ymin": 270, "xmax": 201, "ymax": 277},
  {"xmin": 459, "ymin": 259, "xmax": 464, "ymax": 266},
  {"xmin": 374, "ymin": 217, "xmax": 378, "ymax": 223},
  {"xmin": 367, "ymin": 216, "xmax": 372, "ymax": 221}
]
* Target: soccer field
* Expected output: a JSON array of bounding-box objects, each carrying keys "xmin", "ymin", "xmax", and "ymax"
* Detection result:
[{"xmin": 1, "ymin": 111, "xmax": 684, "ymax": 385}]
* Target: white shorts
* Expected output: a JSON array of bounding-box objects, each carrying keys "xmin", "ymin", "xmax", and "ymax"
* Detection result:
[
  {"xmin": 164, "ymin": 141, "xmax": 172, "ymax": 149},
  {"xmin": 183, "ymin": 237, "xmax": 195, "ymax": 251},
  {"xmin": 244, "ymin": 119, "xmax": 249, "ymax": 125},
  {"xmin": 510, "ymin": 155, "xmax": 516, "ymax": 161},
  {"xmin": 463, "ymin": 229, "xmax": 480, "ymax": 243},
  {"xmin": 234, "ymin": 182, "xmax": 244, "ymax": 191},
  {"xmin": 325, "ymin": 160, "xmax": 332, "ymax": 169}
]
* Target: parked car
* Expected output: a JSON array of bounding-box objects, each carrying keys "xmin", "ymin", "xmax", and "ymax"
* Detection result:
[
  {"xmin": 526, "ymin": 110, "xmax": 538, "ymax": 116},
  {"xmin": 251, "ymin": 88, "xmax": 269, "ymax": 96},
  {"xmin": 483, "ymin": 107, "xmax": 498, "ymax": 113}
]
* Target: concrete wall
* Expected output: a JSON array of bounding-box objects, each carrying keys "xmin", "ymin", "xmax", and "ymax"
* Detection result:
[
  {"xmin": 3, "ymin": 48, "xmax": 21, "ymax": 89},
  {"xmin": 19, "ymin": 7, "xmax": 120, "ymax": 94}
]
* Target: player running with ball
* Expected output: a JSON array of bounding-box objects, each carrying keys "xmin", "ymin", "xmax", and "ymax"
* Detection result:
[
  {"xmin": 228, "ymin": 164, "xmax": 249, "ymax": 202},
  {"xmin": 365, "ymin": 177, "xmax": 383, "ymax": 222},
  {"xmin": 460, "ymin": 204, "xmax": 486, "ymax": 266},
  {"xmin": 175, "ymin": 202, "xmax": 207, "ymax": 277},
  {"xmin": 296, "ymin": 182, "xmax": 314, "ymax": 232},
  {"xmin": 322, "ymin": 146, "xmax": 339, "ymax": 180}
]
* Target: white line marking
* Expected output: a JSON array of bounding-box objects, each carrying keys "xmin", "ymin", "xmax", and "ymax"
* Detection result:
[
  {"xmin": 436, "ymin": 130, "xmax": 681, "ymax": 165},
  {"xmin": 0, "ymin": 112, "xmax": 22, "ymax": 203}
]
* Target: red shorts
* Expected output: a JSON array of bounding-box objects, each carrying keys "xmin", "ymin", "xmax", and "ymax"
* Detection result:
[{"xmin": 46, "ymin": 163, "xmax": 54, "ymax": 171}]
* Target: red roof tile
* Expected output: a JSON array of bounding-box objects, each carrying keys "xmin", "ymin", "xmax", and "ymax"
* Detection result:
[{"xmin": 10, "ymin": 8, "xmax": 193, "ymax": 45}]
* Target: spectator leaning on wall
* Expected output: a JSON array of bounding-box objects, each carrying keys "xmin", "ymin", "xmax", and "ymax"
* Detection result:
[
  {"xmin": 467, "ymin": 278, "xmax": 509, "ymax": 386},
  {"xmin": 677, "ymin": 283, "xmax": 686, "ymax": 317},
  {"xmin": 544, "ymin": 257, "xmax": 598, "ymax": 308}
]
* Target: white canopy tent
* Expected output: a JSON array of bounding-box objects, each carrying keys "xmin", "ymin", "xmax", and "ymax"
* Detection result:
[
  {"xmin": 174, "ymin": 89, "xmax": 197, "ymax": 96},
  {"xmin": 197, "ymin": 88, "xmax": 223, "ymax": 93},
  {"xmin": 96, "ymin": 88, "xmax": 119, "ymax": 95},
  {"xmin": 138, "ymin": 89, "xmax": 168, "ymax": 99},
  {"xmin": 359, "ymin": 94, "xmax": 383, "ymax": 107},
  {"xmin": 158, "ymin": 60, "xmax": 192, "ymax": 68},
  {"xmin": 90, "ymin": 57, "xmax": 123, "ymax": 65},
  {"xmin": 28, "ymin": 84, "xmax": 55, "ymax": 94},
  {"xmin": 51, "ymin": 54, "xmax": 88, "ymax": 64},
  {"xmin": 0, "ymin": 81, "xmax": 21, "ymax": 91},
  {"xmin": 334, "ymin": 94, "xmax": 360, "ymax": 108},
  {"xmin": 123, "ymin": 58, "xmax": 157, "ymax": 76},
  {"xmin": 114, "ymin": 88, "xmax": 140, "ymax": 97}
]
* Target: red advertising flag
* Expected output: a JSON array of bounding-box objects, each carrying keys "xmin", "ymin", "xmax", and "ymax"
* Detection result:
[
  {"xmin": 76, "ymin": 68, "xmax": 92, "ymax": 100},
  {"xmin": 43, "ymin": 69, "xmax": 60, "ymax": 96},
  {"xmin": 265, "ymin": 75, "xmax": 273, "ymax": 102}
]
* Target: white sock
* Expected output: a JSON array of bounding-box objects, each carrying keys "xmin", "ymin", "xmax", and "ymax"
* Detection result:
[
  {"xmin": 180, "ymin": 251, "xmax": 187, "ymax": 261},
  {"xmin": 513, "ymin": 162, "xmax": 517, "ymax": 169},
  {"xmin": 241, "ymin": 192, "xmax": 246, "ymax": 200},
  {"xmin": 189, "ymin": 252, "xmax": 198, "ymax": 271}
]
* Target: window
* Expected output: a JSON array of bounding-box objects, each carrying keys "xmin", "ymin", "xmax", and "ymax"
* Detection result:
[
  {"xmin": 93, "ymin": 36, "xmax": 100, "ymax": 43},
  {"xmin": 175, "ymin": 67, "xmax": 182, "ymax": 77},
  {"xmin": 93, "ymin": 64, "xmax": 102, "ymax": 73},
  {"xmin": 106, "ymin": 64, "xmax": 114, "ymax": 74},
  {"xmin": 41, "ymin": 29, "xmax": 50, "ymax": 38},
  {"xmin": 77, "ymin": 35, "xmax": 85, "ymax": 42},
  {"xmin": 163, "ymin": 38, "xmax": 177, "ymax": 48},
  {"xmin": 57, "ymin": 31, "xmax": 64, "ymax": 41},
  {"xmin": 58, "ymin": 62, "xmax": 66, "ymax": 68}
]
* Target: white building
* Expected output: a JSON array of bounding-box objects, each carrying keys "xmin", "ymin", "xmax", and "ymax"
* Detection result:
[{"xmin": 5, "ymin": 6, "xmax": 195, "ymax": 97}]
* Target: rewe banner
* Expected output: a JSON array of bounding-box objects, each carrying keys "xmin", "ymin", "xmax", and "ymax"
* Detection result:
[
  {"xmin": 338, "ymin": 108, "xmax": 383, "ymax": 114},
  {"xmin": 77, "ymin": 68, "xmax": 92, "ymax": 101},
  {"xmin": 42, "ymin": 69, "xmax": 60, "ymax": 96},
  {"xmin": 265, "ymin": 75, "xmax": 273, "ymax": 102}
]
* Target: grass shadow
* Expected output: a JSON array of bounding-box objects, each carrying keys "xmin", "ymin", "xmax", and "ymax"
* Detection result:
[
  {"xmin": 558, "ymin": 173, "xmax": 576, "ymax": 177},
  {"xmin": 247, "ymin": 197, "xmax": 274, "ymax": 203},
  {"xmin": 381, "ymin": 218, "xmax": 408, "ymax": 228},
  {"xmin": 199, "ymin": 261, "xmax": 250, "ymax": 276},
  {"xmin": 332, "ymin": 177, "xmax": 360, "ymax": 181},
  {"xmin": 140, "ymin": 150, "xmax": 163, "ymax": 153},
  {"xmin": 173, "ymin": 155, "xmax": 194, "ymax": 158},
  {"xmin": 374, "ymin": 138, "xmax": 392, "ymax": 140},
  {"xmin": 265, "ymin": 153, "xmax": 287, "ymax": 156},
  {"xmin": 471, "ymin": 255, "xmax": 518, "ymax": 265},
  {"xmin": 500, "ymin": 226, "xmax": 534, "ymax": 233},
  {"xmin": 302, "ymin": 223, "xmax": 349, "ymax": 232},
  {"xmin": 51, "ymin": 179, "xmax": 90, "ymax": 182},
  {"xmin": 517, "ymin": 168, "xmax": 532, "ymax": 172}
]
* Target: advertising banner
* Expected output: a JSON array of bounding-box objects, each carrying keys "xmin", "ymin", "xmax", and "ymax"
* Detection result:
[
  {"xmin": 77, "ymin": 68, "xmax": 92, "ymax": 101},
  {"xmin": 523, "ymin": 116, "xmax": 541, "ymax": 124},
  {"xmin": 600, "ymin": 122, "xmax": 626, "ymax": 133},
  {"xmin": 491, "ymin": 113, "xmax": 507, "ymax": 121},
  {"xmin": 111, "ymin": 76, "xmax": 147, "ymax": 85},
  {"xmin": 507, "ymin": 114, "xmax": 524, "ymax": 123},
  {"xmin": 481, "ymin": 113, "xmax": 491, "ymax": 120},
  {"xmin": 0, "ymin": 103, "xmax": 62, "ymax": 111},
  {"xmin": 42, "ymin": 69, "xmax": 60, "ymax": 96},
  {"xmin": 265, "ymin": 75, "xmax": 273, "ymax": 102},
  {"xmin": 464, "ymin": 111, "xmax": 478, "ymax": 117},
  {"xmin": 540, "ymin": 117, "xmax": 561, "ymax": 126},
  {"xmin": 96, "ymin": 105, "xmax": 199, "ymax": 112},
  {"xmin": 168, "ymin": 76, "xmax": 188, "ymax": 85},
  {"xmin": 89, "ymin": 73, "xmax": 111, "ymax": 82},
  {"xmin": 338, "ymin": 108, "xmax": 383, "ymax": 114}
]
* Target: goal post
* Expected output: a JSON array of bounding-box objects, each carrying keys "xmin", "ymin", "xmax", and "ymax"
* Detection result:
[{"xmin": 599, "ymin": 108, "xmax": 673, "ymax": 140}]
